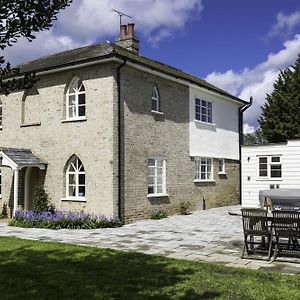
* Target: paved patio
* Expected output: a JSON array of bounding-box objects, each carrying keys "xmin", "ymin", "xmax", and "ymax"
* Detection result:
[{"xmin": 1, "ymin": 205, "xmax": 300, "ymax": 274}]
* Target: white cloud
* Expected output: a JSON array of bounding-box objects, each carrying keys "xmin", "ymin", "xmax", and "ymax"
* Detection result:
[
  {"xmin": 268, "ymin": 11, "xmax": 300, "ymax": 39},
  {"xmin": 2, "ymin": 0, "xmax": 203, "ymax": 65},
  {"xmin": 243, "ymin": 123, "xmax": 256, "ymax": 134},
  {"xmin": 205, "ymin": 34, "xmax": 300, "ymax": 128}
]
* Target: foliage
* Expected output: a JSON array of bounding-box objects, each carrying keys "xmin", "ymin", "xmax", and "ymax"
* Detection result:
[
  {"xmin": 151, "ymin": 208, "xmax": 168, "ymax": 220},
  {"xmin": 259, "ymin": 54, "xmax": 300, "ymax": 143},
  {"xmin": 1, "ymin": 237, "xmax": 300, "ymax": 299},
  {"xmin": 9, "ymin": 210, "xmax": 122, "ymax": 229},
  {"xmin": 32, "ymin": 185, "xmax": 50, "ymax": 212},
  {"xmin": 0, "ymin": 0, "xmax": 72, "ymax": 95},
  {"xmin": 243, "ymin": 128, "xmax": 268, "ymax": 145},
  {"xmin": 179, "ymin": 201, "xmax": 191, "ymax": 215},
  {"xmin": 0, "ymin": 202, "xmax": 8, "ymax": 219}
]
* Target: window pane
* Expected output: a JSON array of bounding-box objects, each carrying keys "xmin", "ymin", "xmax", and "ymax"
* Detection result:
[
  {"xmin": 148, "ymin": 186, "xmax": 154, "ymax": 194},
  {"xmin": 69, "ymin": 185, "xmax": 76, "ymax": 197},
  {"xmin": 259, "ymin": 157, "xmax": 267, "ymax": 163},
  {"xmin": 148, "ymin": 167, "xmax": 155, "ymax": 176},
  {"xmin": 152, "ymin": 99, "xmax": 158, "ymax": 111},
  {"xmin": 201, "ymin": 100, "xmax": 207, "ymax": 107},
  {"xmin": 69, "ymin": 174, "xmax": 75, "ymax": 185},
  {"xmin": 78, "ymin": 94, "xmax": 85, "ymax": 105},
  {"xmin": 69, "ymin": 95, "xmax": 76, "ymax": 105},
  {"xmin": 69, "ymin": 106, "xmax": 76, "ymax": 118},
  {"xmin": 157, "ymin": 185, "xmax": 163, "ymax": 194},
  {"xmin": 78, "ymin": 186, "xmax": 85, "ymax": 197},
  {"xmin": 79, "ymin": 174, "xmax": 85, "ymax": 185},
  {"xmin": 259, "ymin": 170, "xmax": 268, "ymax": 177},
  {"xmin": 201, "ymin": 114, "xmax": 207, "ymax": 122},
  {"xmin": 148, "ymin": 159, "xmax": 155, "ymax": 166},
  {"xmin": 271, "ymin": 156, "xmax": 280, "ymax": 162},
  {"xmin": 157, "ymin": 168, "xmax": 163, "ymax": 176},
  {"xmin": 148, "ymin": 176, "xmax": 155, "ymax": 185},
  {"xmin": 157, "ymin": 160, "xmax": 163, "ymax": 167},
  {"xmin": 78, "ymin": 105, "xmax": 85, "ymax": 117},
  {"xmin": 157, "ymin": 177, "xmax": 163, "ymax": 185},
  {"xmin": 271, "ymin": 165, "xmax": 281, "ymax": 178}
]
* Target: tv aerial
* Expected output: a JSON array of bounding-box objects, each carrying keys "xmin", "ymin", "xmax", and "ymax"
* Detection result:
[{"xmin": 112, "ymin": 9, "xmax": 132, "ymax": 25}]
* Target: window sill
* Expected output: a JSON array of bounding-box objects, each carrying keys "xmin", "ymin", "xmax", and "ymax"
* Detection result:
[
  {"xmin": 61, "ymin": 117, "xmax": 87, "ymax": 123},
  {"xmin": 147, "ymin": 193, "xmax": 169, "ymax": 198},
  {"xmin": 218, "ymin": 172, "xmax": 227, "ymax": 175},
  {"xmin": 256, "ymin": 178, "xmax": 282, "ymax": 181},
  {"xmin": 194, "ymin": 120, "xmax": 216, "ymax": 126},
  {"xmin": 20, "ymin": 122, "xmax": 41, "ymax": 128},
  {"xmin": 151, "ymin": 110, "xmax": 164, "ymax": 116},
  {"xmin": 194, "ymin": 179, "xmax": 215, "ymax": 183},
  {"xmin": 61, "ymin": 197, "xmax": 86, "ymax": 202}
]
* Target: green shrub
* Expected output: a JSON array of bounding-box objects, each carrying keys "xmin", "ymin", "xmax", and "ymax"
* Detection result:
[
  {"xmin": 151, "ymin": 208, "xmax": 168, "ymax": 220},
  {"xmin": 179, "ymin": 201, "xmax": 191, "ymax": 215},
  {"xmin": 33, "ymin": 186, "xmax": 50, "ymax": 212}
]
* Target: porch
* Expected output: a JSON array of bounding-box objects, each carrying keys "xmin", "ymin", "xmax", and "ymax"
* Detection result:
[{"xmin": 0, "ymin": 148, "xmax": 46, "ymax": 216}]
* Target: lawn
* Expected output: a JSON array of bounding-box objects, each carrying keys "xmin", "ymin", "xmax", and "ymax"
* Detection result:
[{"xmin": 0, "ymin": 237, "xmax": 299, "ymax": 300}]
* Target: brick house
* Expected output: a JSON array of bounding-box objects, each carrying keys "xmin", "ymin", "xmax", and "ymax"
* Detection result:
[{"xmin": 0, "ymin": 24, "xmax": 247, "ymax": 222}]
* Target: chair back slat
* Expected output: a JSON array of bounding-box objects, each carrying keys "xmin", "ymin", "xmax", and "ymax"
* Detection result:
[
  {"xmin": 273, "ymin": 211, "xmax": 300, "ymax": 237},
  {"xmin": 242, "ymin": 208, "xmax": 268, "ymax": 233}
]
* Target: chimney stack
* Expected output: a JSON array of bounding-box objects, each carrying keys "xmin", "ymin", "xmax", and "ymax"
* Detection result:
[{"xmin": 116, "ymin": 23, "xmax": 139, "ymax": 54}]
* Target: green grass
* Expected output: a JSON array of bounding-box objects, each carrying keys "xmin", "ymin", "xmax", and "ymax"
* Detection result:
[{"xmin": 0, "ymin": 237, "xmax": 299, "ymax": 300}]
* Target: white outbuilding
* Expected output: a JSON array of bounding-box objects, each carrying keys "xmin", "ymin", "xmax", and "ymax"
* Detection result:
[{"xmin": 241, "ymin": 140, "xmax": 300, "ymax": 208}]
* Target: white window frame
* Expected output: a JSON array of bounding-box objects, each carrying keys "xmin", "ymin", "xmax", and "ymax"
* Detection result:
[
  {"xmin": 257, "ymin": 156, "xmax": 282, "ymax": 179},
  {"xmin": 218, "ymin": 158, "xmax": 226, "ymax": 174},
  {"xmin": 151, "ymin": 85, "xmax": 160, "ymax": 113},
  {"xmin": 66, "ymin": 77, "xmax": 86, "ymax": 119},
  {"xmin": 195, "ymin": 98, "xmax": 212, "ymax": 123},
  {"xmin": 65, "ymin": 157, "xmax": 86, "ymax": 200},
  {"xmin": 147, "ymin": 158, "xmax": 167, "ymax": 197},
  {"xmin": 0, "ymin": 98, "xmax": 2, "ymax": 129},
  {"xmin": 194, "ymin": 157, "xmax": 214, "ymax": 182}
]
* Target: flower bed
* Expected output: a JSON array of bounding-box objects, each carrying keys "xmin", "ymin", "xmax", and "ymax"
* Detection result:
[{"xmin": 10, "ymin": 210, "xmax": 122, "ymax": 229}]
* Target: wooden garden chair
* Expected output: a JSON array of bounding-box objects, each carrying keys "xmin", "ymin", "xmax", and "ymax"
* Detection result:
[
  {"xmin": 272, "ymin": 211, "xmax": 300, "ymax": 260},
  {"xmin": 241, "ymin": 208, "xmax": 273, "ymax": 260}
]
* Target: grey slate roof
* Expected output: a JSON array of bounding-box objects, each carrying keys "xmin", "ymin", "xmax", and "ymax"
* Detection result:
[
  {"xmin": 0, "ymin": 148, "xmax": 46, "ymax": 167},
  {"xmin": 16, "ymin": 42, "xmax": 246, "ymax": 104}
]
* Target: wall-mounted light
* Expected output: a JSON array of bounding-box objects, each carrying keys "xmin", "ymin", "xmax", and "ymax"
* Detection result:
[{"xmin": 247, "ymin": 157, "xmax": 250, "ymax": 162}]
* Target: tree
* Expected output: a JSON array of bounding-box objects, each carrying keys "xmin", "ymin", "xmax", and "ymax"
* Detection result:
[
  {"xmin": 259, "ymin": 54, "xmax": 300, "ymax": 143},
  {"xmin": 0, "ymin": 0, "xmax": 72, "ymax": 95},
  {"xmin": 243, "ymin": 128, "xmax": 267, "ymax": 146}
]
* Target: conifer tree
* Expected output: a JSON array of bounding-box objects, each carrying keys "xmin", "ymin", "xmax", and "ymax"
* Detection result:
[{"xmin": 259, "ymin": 54, "xmax": 300, "ymax": 143}]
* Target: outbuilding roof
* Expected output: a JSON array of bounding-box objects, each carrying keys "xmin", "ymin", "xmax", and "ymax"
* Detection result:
[{"xmin": 16, "ymin": 42, "xmax": 246, "ymax": 104}]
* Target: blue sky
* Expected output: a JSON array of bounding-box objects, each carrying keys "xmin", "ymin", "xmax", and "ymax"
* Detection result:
[{"xmin": 3, "ymin": 0, "xmax": 300, "ymax": 132}]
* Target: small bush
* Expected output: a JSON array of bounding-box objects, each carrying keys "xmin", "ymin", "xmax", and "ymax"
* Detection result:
[
  {"xmin": 179, "ymin": 201, "xmax": 191, "ymax": 215},
  {"xmin": 33, "ymin": 186, "xmax": 50, "ymax": 212},
  {"xmin": 9, "ymin": 210, "xmax": 122, "ymax": 229},
  {"xmin": 0, "ymin": 202, "xmax": 8, "ymax": 219},
  {"xmin": 151, "ymin": 208, "xmax": 168, "ymax": 220}
]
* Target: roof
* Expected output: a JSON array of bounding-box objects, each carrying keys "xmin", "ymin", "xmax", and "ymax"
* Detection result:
[
  {"xmin": 0, "ymin": 148, "xmax": 46, "ymax": 169},
  {"xmin": 16, "ymin": 42, "xmax": 246, "ymax": 104}
]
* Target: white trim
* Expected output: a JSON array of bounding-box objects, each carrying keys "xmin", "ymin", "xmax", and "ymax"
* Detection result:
[
  {"xmin": 257, "ymin": 155, "xmax": 282, "ymax": 180},
  {"xmin": 151, "ymin": 110, "xmax": 164, "ymax": 116},
  {"xmin": 61, "ymin": 116, "xmax": 87, "ymax": 123},
  {"xmin": 194, "ymin": 179, "xmax": 215, "ymax": 183},
  {"xmin": 24, "ymin": 167, "xmax": 32, "ymax": 210},
  {"xmin": 147, "ymin": 193, "xmax": 169, "ymax": 198},
  {"xmin": 13, "ymin": 169, "xmax": 19, "ymax": 216},
  {"xmin": 61, "ymin": 197, "xmax": 86, "ymax": 202},
  {"xmin": 194, "ymin": 120, "xmax": 216, "ymax": 127},
  {"xmin": 126, "ymin": 61, "xmax": 245, "ymax": 106}
]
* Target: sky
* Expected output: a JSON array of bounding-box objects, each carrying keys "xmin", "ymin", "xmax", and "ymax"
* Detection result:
[{"xmin": 3, "ymin": 0, "xmax": 300, "ymax": 133}]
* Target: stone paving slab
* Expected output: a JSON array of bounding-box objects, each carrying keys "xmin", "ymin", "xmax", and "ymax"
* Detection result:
[{"xmin": 1, "ymin": 205, "xmax": 300, "ymax": 274}]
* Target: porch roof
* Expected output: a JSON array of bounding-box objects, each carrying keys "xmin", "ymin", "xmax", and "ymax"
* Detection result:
[{"xmin": 0, "ymin": 148, "xmax": 46, "ymax": 170}]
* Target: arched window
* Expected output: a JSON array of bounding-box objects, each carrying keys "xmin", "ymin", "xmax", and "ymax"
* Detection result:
[
  {"xmin": 66, "ymin": 77, "xmax": 86, "ymax": 119},
  {"xmin": 66, "ymin": 156, "xmax": 85, "ymax": 198},
  {"xmin": 0, "ymin": 98, "xmax": 2, "ymax": 128},
  {"xmin": 151, "ymin": 85, "xmax": 160, "ymax": 112}
]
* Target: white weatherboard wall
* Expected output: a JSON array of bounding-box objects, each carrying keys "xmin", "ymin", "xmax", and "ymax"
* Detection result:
[
  {"xmin": 242, "ymin": 140, "xmax": 300, "ymax": 207},
  {"xmin": 189, "ymin": 86, "xmax": 241, "ymax": 159}
]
